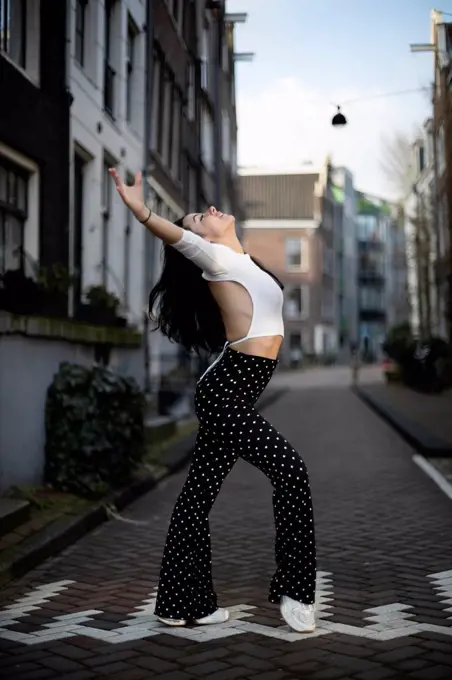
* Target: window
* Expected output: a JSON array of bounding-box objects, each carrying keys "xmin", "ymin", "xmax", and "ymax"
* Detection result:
[
  {"xmin": 0, "ymin": 156, "xmax": 28, "ymax": 273},
  {"xmin": 418, "ymin": 144, "xmax": 425, "ymax": 173},
  {"xmin": 101, "ymin": 158, "xmax": 112, "ymax": 287},
  {"xmin": 104, "ymin": 0, "xmax": 116, "ymax": 118},
  {"xmin": 356, "ymin": 214, "xmax": 383, "ymax": 242},
  {"xmin": 359, "ymin": 286, "xmax": 385, "ymax": 311},
  {"xmin": 75, "ymin": 0, "xmax": 88, "ymax": 66},
  {"xmin": 285, "ymin": 286, "xmax": 309, "ymax": 319},
  {"xmin": 171, "ymin": 88, "xmax": 182, "ymax": 179},
  {"xmin": 151, "ymin": 51, "xmax": 163, "ymax": 151},
  {"xmin": 187, "ymin": 163, "xmax": 197, "ymax": 212},
  {"xmin": 123, "ymin": 173, "xmax": 133, "ymax": 309},
  {"xmin": 200, "ymin": 22, "xmax": 209, "ymax": 90},
  {"xmin": 222, "ymin": 111, "xmax": 230, "ymax": 163},
  {"xmin": 289, "ymin": 332, "xmax": 302, "ymax": 350},
  {"xmin": 437, "ymin": 123, "xmax": 446, "ymax": 177},
  {"xmin": 187, "ymin": 60, "xmax": 195, "ymax": 121},
  {"xmin": 285, "ymin": 238, "xmax": 307, "ymax": 271},
  {"xmin": 201, "ymin": 104, "xmax": 214, "ymax": 171},
  {"xmin": 126, "ymin": 16, "xmax": 139, "ymax": 125},
  {"xmin": 73, "ymin": 153, "xmax": 85, "ymax": 308},
  {"xmin": 162, "ymin": 69, "xmax": 173, "ymax": 165},
  {"xmin": 0, "ymin": 0, "xmax": 26, "ymax": 67}
]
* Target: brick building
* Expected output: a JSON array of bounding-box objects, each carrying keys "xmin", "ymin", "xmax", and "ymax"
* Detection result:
[
  {"xmin": 239, "ymin": 161, "xmax": 339, "ymax": 365},
  {"xmin": 431, "ymin": 12, "xmax": 452, "ymax": 339}
]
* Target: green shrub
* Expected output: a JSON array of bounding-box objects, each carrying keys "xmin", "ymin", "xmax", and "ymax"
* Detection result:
[
  {"xmin": 45, "ymin": 362, "xmax": 145, "ymax": 498},
  {"xmin": 382, "ymin": 322, "xmax": 415, "ymax": 365}
]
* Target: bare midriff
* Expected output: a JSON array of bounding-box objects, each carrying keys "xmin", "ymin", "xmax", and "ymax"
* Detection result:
[
  {"xmin": 229, "ymin": 335, "xmax": 283, "ymax": 360},
  {"xmin": 209, "ymin": 280, "xmax": 283, "ymax": 360}
]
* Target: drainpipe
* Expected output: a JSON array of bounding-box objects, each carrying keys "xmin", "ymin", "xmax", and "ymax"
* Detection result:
[
  {"xmin": 213, "ymin": 1, "xmax": 224, "ymax": 208},
  {"xmin": 143, "ymin": 0, "xmax": 154, "ymax": 396}
]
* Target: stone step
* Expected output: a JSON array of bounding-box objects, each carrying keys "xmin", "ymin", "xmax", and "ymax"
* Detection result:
[{"xmin": 0, "ymin": 499, "xmax": 31, "ymax": 538}]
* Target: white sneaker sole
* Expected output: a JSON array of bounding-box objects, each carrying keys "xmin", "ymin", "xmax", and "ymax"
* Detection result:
[
  {"xmin": 281, "ymin": 604, "xmax": 316, "ymax": 633},
  {"xmin": 156, "ymin": 609, "xmax": 230, "ymax": 627},
  {"xmin": 156, "ymin": 616, "xmax": 187, "ymax": 627},
  {"xmin": 194, "ymin": 609, "xmax": 230, "ymax": 625}
]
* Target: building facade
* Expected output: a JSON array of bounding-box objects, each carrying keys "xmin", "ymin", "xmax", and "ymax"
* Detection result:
[
  {"xmin": 356, "ymin": 192, "xmax": 409, "ymax": 360},
  {"xmin": 0, "ymin": 0, "xmax": 70, "ymax": 299},
  {"xmin": 386, "ymin": 205, "xmax": 410, "ymax": 330},
  {"xmin": 144, "ymin": 0, "xmax": 244, "ymax": 384},
  {"xmin": 69, "ymin": 0, "xmax": 147, "ymax": 326},
  {"xmin": 431, "ymin": 11, "xmax": 452, "ymax": 340},
  {"xmin": 404, "ymin": 120, "xmax": 443, "ymax": 338},
  {"xmin": 0, "ymin": 0, "xmax": 246, "ymax": 489},
  {"xmin": 331, "ymin": 167, "xmax": 358, "ymax": 354},
  {"xmin": 239, "ymin": 161, "xmax": 339, "ymax": 365}
]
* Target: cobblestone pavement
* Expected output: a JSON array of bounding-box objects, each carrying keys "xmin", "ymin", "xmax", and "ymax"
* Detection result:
[{"xmin": 1, "ymin": 368, "xmax": 452, "ymax": 680}]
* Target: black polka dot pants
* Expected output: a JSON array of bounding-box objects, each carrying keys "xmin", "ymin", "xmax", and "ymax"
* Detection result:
[{"xmin": 154, "ymin": 347, "xmax": 316, "ymax": 621}]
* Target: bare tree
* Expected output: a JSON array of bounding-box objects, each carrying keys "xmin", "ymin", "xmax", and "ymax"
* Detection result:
[
  {"xmin": 380, "ymin": 132, "xmax": 415, "ymax": 199},
  {"xmin": 380, "ymin": 130, "xmax": 438, "ymax": 338}
]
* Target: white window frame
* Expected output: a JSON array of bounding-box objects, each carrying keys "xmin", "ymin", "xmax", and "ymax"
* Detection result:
[
  {"xmin": 200, "ymin": 21, "xmax": 209, "ymax": 91},
  {"xmin": 101, "ymin": 154, "xmax": 115, "ymax": 287},
  {"xmin": 222, "ymin": 110, "xmax": 230, "ymax": 163},
  {"xmin": 126, "ymin": 14, "xmax": 140, "ymax": 128},
  {"xmin": 285, "ymin": 285, "xmax": 309, "ymax": 320},
  {"xmin": 123, "ymin": 172, "xmax": 134, "ymax": 309},
  {"xmin": 0, "ymin": 142, "xmax": 39, "ymax": 274},
  {"xmin": 201, "ymin": 105, "xmax": 214, "ymax": 171},
  {"xmin": 0, "ymin": 0, "xmax": 40, "ymax": 84},
  {"xmin": 75, "ymin": 0, "xmax": 88, "ymax": 67},
  {"xmin": 437, "ymin": 123, "xmax": 446, "ymax": 177},
  {"xmin": 285, "ymin": 237, "xmax": 308, "ymax": 272}
]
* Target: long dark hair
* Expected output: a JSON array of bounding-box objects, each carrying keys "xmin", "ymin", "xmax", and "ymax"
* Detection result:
[{"xmin": 148, "ymin": 218, "xmax": 284, "ymax": 355}]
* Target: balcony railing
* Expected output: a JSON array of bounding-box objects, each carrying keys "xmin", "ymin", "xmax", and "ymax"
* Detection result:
[
  {"xmin": 104, "ymin": 61, "xmax": 115, "ymax": 118},
  {"xmin": 358, "ymin": 268, "xmax": 385, "ymax": 283}
]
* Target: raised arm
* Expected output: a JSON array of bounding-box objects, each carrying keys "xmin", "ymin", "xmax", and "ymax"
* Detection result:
[{"xmin": 109, "ymin": 169, "xmax": 183, "ymax": 244}]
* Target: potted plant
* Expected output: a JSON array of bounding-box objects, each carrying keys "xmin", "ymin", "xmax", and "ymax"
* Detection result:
[
  {"xmin": 82, "ymin": 284, "xmax": 122, "ymax": 326},
  {"xmin": 0, "ymin": 268, "xmax": 41, "ymax": 315},
  {"xmin": 37, "ymin": 263, "xmax": 75, "ymax": 317}
]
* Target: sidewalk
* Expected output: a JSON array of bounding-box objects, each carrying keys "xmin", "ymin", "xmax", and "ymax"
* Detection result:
[
  {"xmin": 356, "ymin": 377, "xmax": 452, "ymax": 473},
  {"xmin": 1, "ymin": 372, "xmax": 452, "ymax": 679}
]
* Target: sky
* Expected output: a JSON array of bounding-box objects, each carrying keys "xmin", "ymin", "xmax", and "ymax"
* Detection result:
[{"xmin": 226, "ymin": 0, "xmax": 452, "ymax": 198}]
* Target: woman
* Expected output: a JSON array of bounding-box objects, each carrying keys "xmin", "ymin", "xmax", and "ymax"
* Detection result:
[{"xmin": 110, "ymin": 169, "xmax": 316, "ymax": 634}]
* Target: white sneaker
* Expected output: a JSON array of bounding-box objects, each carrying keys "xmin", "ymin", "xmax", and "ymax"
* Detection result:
[
  {"xmin": 281, "ymin": 596, "xmax": 316, "ymax": 633},
  {"xmin": 156, "ymin": 616, "xmax": 187, "ymax": 627},
  {"xmin": 194, "ymin": 608, "xmax": 230, "ymax": 625}
]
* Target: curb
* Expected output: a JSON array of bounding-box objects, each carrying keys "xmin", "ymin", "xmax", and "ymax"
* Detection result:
[
  {"xmin": 0, "ymin": 388, "xmax": 286, "ymax": 588},
  {"xmin": 353, "ymin": 385, "xmax": 452, "ymax": 458},
  {"xmin": 412, "ymin": 454, "xmax": 452, "ymax": 502}
]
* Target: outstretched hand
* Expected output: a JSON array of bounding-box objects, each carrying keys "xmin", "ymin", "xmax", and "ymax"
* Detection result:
[{"xmin": 109, "ymin": 169, "xmax": 147, "ymax": 221}]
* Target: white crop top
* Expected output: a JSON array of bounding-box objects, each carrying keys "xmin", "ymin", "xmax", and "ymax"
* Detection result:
[{"xmin": 171, "ymin": 229, "xmax": 284, "ymax": 344}]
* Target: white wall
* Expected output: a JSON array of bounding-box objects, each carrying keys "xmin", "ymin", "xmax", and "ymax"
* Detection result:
[
  {"xmin": 0, "ymin": 332, "xmax": 143, "ymax": 491},
  {"xmin": 68, "ymin": 0, "xmax": 146, "ymax": 327}
]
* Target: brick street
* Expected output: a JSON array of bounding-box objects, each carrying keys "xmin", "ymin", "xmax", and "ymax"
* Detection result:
[{"xmin": 1, "ymin": 368, "xmax": 452, "ymax": 680}]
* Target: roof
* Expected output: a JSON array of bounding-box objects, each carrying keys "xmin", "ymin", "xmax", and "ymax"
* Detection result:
[{"xmin": 239, "ymin": 173, "xmax": 319, "ymax": 220}]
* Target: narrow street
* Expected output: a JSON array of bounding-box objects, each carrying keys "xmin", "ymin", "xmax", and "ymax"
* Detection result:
[{"xmin": 1, "ymin": 368, "xmax": 452, "ymax": 680}]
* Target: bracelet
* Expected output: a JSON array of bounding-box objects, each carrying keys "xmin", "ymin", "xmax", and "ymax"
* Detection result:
[{"xmin": 139, "ymin": 207, "xmax": 152, "ymax": 224}]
